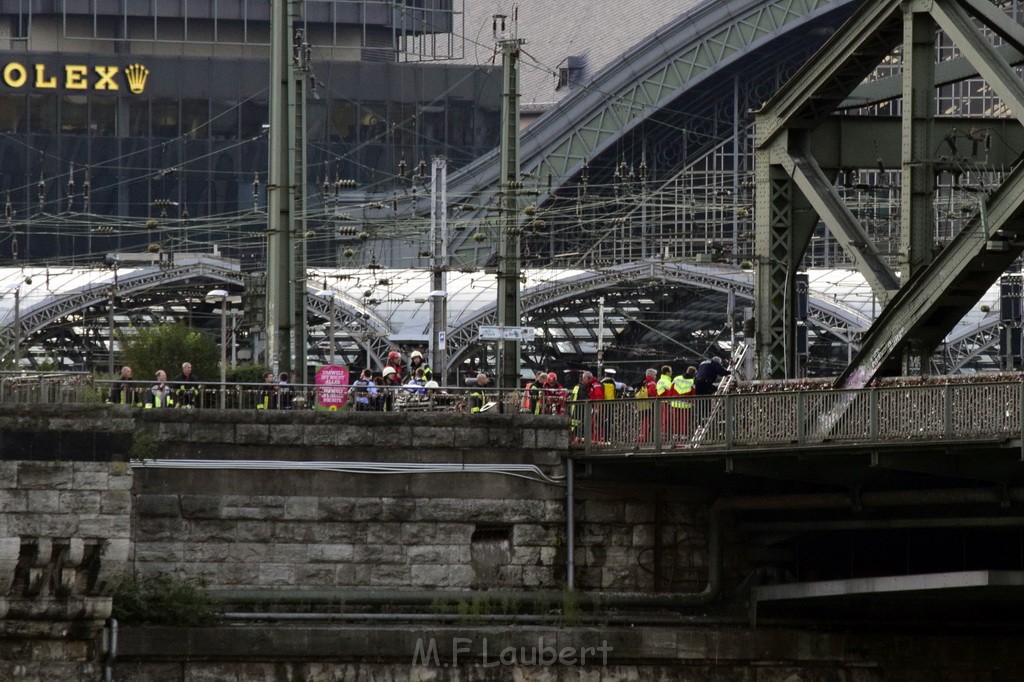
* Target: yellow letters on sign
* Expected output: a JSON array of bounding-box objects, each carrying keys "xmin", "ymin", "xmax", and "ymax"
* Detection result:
[
  {"xmin": 0, "ymin": 63, "xmax": 144, "ymax": 92},
  {"xmin": 34, "ymin": 64, "xmax": 57, "ymax": 89},
  {"xmin": 65, "ymin": 65, "xmax": 89, "ymax": 90},
  {"xmin": 94, "ymin": 66, "xmax": 119, "ymax": 90},
  {"xmin": 3, "ymin": 63, "xmax": 26, "ymax": 88}
]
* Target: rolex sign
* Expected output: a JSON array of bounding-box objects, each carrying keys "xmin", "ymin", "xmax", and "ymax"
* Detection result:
[{"xmin": 1, "ymin": 63, "xmax": 149, "ymax": 93}]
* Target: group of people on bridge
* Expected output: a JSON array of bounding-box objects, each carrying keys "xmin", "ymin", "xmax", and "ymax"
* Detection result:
[
  {"xmin": 107, "ymin": 362, "xmax": 203, "ymax": 408},
  {"xmin": 567, "ymin": 356, "xmax": 731, "ymax": 444},
  {"xmin": 103, "ymin": 349, "xmax": 732, "ymax": 426}
]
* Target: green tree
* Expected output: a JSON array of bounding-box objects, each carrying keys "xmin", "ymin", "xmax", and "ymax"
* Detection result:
[{"xmin": 119, "ymin": 323, "xmax": 219, "ymax": 383}]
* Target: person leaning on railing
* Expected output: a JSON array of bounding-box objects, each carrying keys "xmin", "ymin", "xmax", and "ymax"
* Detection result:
[
  {"xmin": 256, "ymin": 372, "xmax": 277, "ymax": 409},
  {"xmin": 468, "ymin": 373, "xmax": 490, "ymax": 413},
  {"xmin": 107, "ymin": 365, "xmax": 143, "ymax": 407},
  {"xmin": 670, "ymin": 366, "xmax": 696, "ymax": 439},
  {"xmin": 380, "ymin": 366, "xmax": 402, "ymax": 411},
  {"xmin": 144, "ymin": 370, "xmax": 174, "ymax": 408},
  {"xmin": 174, "ymin": 361, "xmax": 202, "ymax": 408},
  {"xmin": 636, "ymin": 368, "xmax": 659, "ymax": 444},
  {"xmin": 348, "ymin": 368, "xmax": 379, "ymax": 411}
]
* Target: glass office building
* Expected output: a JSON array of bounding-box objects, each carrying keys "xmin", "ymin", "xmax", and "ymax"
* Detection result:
[{"xmin": 0, "ymin": 0, "xmax": 500, "ymax": 265}]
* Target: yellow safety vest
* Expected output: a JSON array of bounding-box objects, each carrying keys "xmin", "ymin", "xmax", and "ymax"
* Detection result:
[
  {"xmin": 670, "ymin": 376, "xmax": 694, "ymax": 409},
  {"xmin": 656, "ymin": 375, "xmax": 673, "ymax": 396}
]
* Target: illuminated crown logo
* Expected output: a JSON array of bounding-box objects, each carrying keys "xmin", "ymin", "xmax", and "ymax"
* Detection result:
[{"xmin": 124, "ymin": 63, "xmax": 149, "ymax": 94}]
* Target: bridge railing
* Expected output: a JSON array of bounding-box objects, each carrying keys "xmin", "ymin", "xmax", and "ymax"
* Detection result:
[
  {"xmin": 0, "ymin": 377, "xmax": 527, "ymax": 414},
  {"xmin": 3, "ymin": 373, "xmax": 1022, "ymax": 450},
  {"xmin": 0, "ymin": 371, "xmax": 96, "ymax": 404},
  {"xmin": 573, "ymin": 380, "xmax": 1024, "ymax": 452}
]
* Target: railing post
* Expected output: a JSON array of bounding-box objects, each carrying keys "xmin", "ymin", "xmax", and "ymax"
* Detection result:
[
  {"xmin": 725, "ymin": 393, "xmax": 734, "ymax": 448},
  {"xmin": 583, "ymin": 401, "xmax": 592, "ymax": 452},
  {"xmin": 869, "ymin": 388, "xmax": 879, "ymax": 441},
  {"xmin": 1019, "ymin": 382, "xmax": 1024, "ymax": 461},
  {"xmin": 944, "ymin": 383, "xmax": 953, "ymax": 439},
  {"xmin": 653, "ymin": 397, "xmax": 662, "ymax": 451},
  {"xmin": 796, "ymin": 390, "xmax": 806, "ymax": 444}
]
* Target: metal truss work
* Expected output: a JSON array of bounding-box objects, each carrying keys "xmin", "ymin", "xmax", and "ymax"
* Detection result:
[
  {"xmin": 425, "ymin": 0, "xmax": 859, "ymax": 264},
  {"xmin": 941, "ymin": 315, "xmax": 1002, "ymax": 373},
  {"xmin": 444, "ymin": 260, "xmax": 869, "ymax": 376},
  {"xmin": 305, "ymin": 291, "xmax": 397, "ymax": 370},
  {"xmin": 0, "ymin": 256, "xmax": 246, "ymax": 363},
  {"xmin": 756, "ymin": 0, "xmax": 1024, "ymax": 385}
]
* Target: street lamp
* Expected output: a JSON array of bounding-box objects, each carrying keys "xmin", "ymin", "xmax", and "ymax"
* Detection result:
[{"xmin": 206, "ymin": 289, "xmax": 240, "ymax": 408}]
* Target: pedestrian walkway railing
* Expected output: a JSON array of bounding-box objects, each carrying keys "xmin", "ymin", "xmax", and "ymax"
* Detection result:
[
  {"xmin": 4, "ymin": 376, "xmax": 526, "ymax": 413},
  {"xmin": 571, "ymin": 380, "xmax": 1024, "ymax": 453},
  {"xmin": 4, "ymin": 372, "xmax": 1023, "ymax": 454},
  {"xmin": 0, "ymin": 371, "xmax": 95, "ymax": 404}
]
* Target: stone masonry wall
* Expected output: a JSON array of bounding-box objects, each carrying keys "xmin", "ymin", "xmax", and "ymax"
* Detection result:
[
  {"xmin": 0, "ymin": 460, "xmax": 132, "ymax": 681},
  {"xmin": 128, "ymin": 408, "xmax": 710, "ymax": 593}
]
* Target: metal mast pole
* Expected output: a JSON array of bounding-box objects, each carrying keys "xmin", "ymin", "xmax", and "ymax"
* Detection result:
[
  {"xmin": 495, "ymin": 13, "xmax": 524, "ymax": 394},
  {"xmin": 267, "ymin": 0, "xmax": 294, "ymax": 378},
  {"xmin": 430, "ymin": 157, "xmax": 448, "ymax": 384},
  {"xmin": 267, "ymin": 0, "xmax": 307, "ymax": 380},
  {"xmin": 291, "ymin": 28, "xmax": 310, "ymax": 382}
]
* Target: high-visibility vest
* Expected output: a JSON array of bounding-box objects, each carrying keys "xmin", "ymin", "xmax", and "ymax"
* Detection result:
[
  {"xmin": 671, "ymin": 376, "xmax": 694, "ymax": 408},
  {"xmin": 521, "ymin": 382, "xmax": 535, "ymax": 412},
  {"xmin": 601, "ymin": 379, "xmax": 617, "ymax": 400},
  {"xmin": 470, "ymin": 389, "xmax": 485, "ymax": 413},
  {"xmin": 145, "ymin": 387, "xmax": 173, "ymax": 408},
  {"xmin": 656, "ymin": 375, "xmax": 673, "ymax": 396},
  {"xmin": 569, "ymin": 384, "xmax": 582, "ymax": 426}
]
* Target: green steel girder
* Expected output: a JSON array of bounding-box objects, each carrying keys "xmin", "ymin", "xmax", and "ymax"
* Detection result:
[
  {"xmin": 833, "ymin": 0, "xmax": 1024, "ymax": 387},
  {"xmin": 807, "ymin": 116, "xmax": 1024, "ymax": 169},
  {"xmin": 756, "ymin": 0, "xmax": 1024, "ymax": 382},
  {"xmin": 842, "ymin": 43, "xmax": 1024, "ymax": 109},
  {"xmin": 757, "ymin": 0, "xmax": 903, "ymax": 145},
  {"xmin": 441, "ymin": 0, "xmax": 857, "ymax": 262},
  {"xmin": 786, "ymin": 143, "xmax": 899, "ymax": 303},
  {"xmin": 838, "ymin": 161, "xmax": 1024, "ymax": 387},
  {"xmin": 755, "ymin": 141, "xmax": 821, "ymax": 379},
  {"xmin": 754, "ymin": 0, "xmax": 905, "ymax": 380},
  {"xmin": 930, "ymin": 0, "xmax": 1024, "ymax": 129},
  {"xmin": 957, "ymin": 0, "xmax": 1024, "ymax": 52},
  {"xmin": 841, "ymin": 0, "xmax": 1024, "ymax": 109},
  {"xmin": 901, "ymin": 6, "xmax": 937, "ymax": 285}
]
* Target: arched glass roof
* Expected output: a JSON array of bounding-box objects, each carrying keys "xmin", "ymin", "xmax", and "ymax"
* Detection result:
[{"xmin": 0, "ymin": 258, "xmax": 1006, "ymax": 376}]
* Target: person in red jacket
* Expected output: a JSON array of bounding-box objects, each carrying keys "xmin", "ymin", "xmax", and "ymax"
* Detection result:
[
  {"xmin": 582, "ymin": 371, "xmax": 606, "ymax": 442},
  {"xmin": 540, "ymin": 372, "xmax": 567, "ymax": 415},
  {"xmin": 385, "ymin": 350, "xmax": 405, "ymax": 383},
  {"xmin": 637, "ymin": 367, "xmax": 659, "ymax": 444}
]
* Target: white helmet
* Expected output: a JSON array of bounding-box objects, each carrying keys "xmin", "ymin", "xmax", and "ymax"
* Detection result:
[
  {"xmin": 410, "ymin": 350, "xmax": 423, "ymax": 359},
  {"xmin": 424, "ymin": 380, "xmax": 439, "ymax": 389},
  {"xmin": 382, "ymin": 366, "xmax": 396, "ymax": 377}
]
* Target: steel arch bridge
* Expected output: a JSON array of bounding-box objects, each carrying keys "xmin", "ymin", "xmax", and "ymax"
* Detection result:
[
  {"xmin": 428, "ymin": 261, "xmax": 871, "ymax": 377},
  {"xmin": 366, "ymin": 0, "xmax": 863, "ymax": 270}
]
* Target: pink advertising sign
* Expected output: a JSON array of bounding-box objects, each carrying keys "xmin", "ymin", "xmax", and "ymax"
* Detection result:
[{"xmin": 314, "ymin": 365, "xmax": 350, "ymax": 411}]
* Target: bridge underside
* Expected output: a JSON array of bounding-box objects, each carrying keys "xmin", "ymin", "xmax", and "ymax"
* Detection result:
[{"xmin": 580, "ymin": 434, "xmax": 1024, "ymax": 623}]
